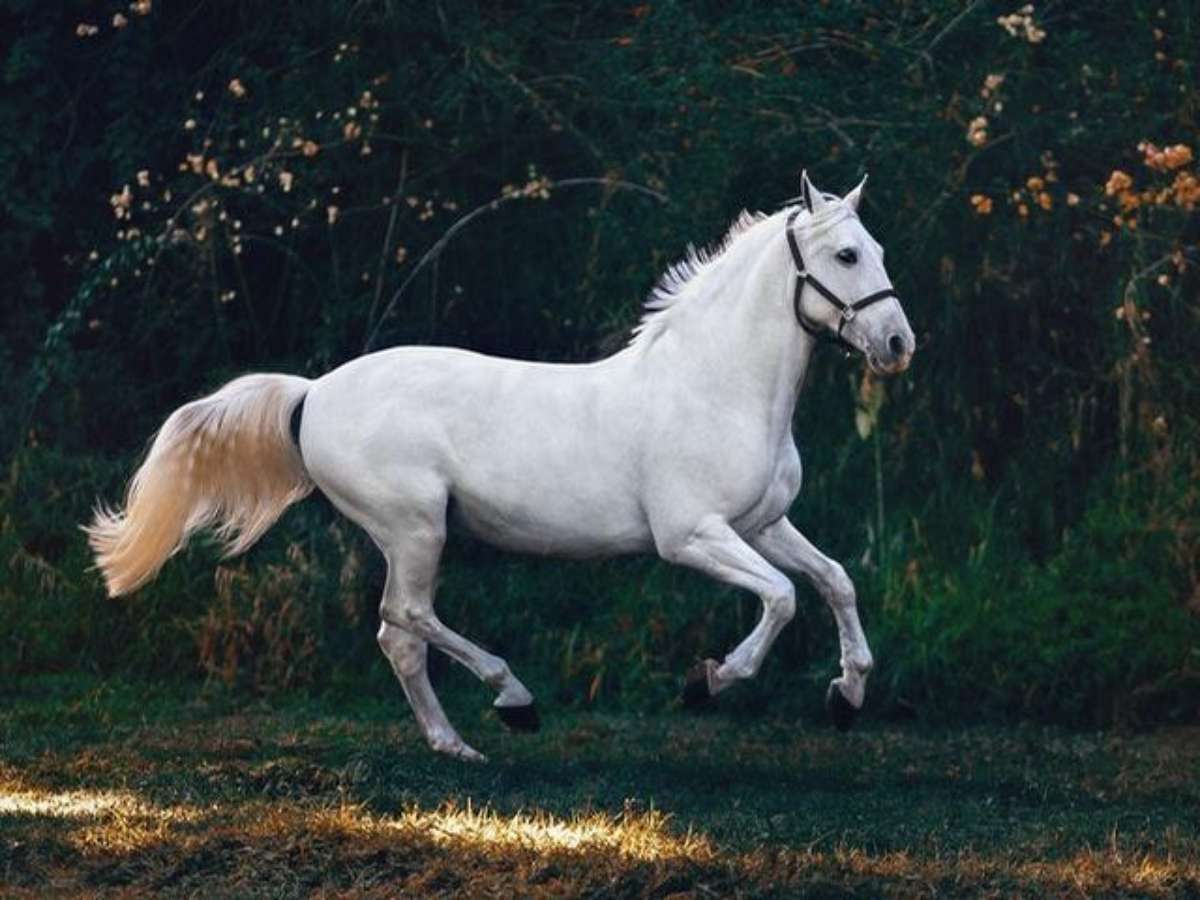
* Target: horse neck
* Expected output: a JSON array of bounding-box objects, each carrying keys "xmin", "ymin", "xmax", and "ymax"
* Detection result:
[{"xmin": 636, "ymin": 219, "xmax": 816, "ymax": 426}]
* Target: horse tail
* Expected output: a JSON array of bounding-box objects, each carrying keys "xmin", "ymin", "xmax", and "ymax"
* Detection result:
[{"xmin": 84, "ymin": 373, "xmax": 314, "ymax": 597}]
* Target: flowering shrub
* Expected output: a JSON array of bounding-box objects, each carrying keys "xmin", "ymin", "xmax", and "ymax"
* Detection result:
[{"xmin": 2, "ymin": 1, "xmax": 1197, "ymax": 721}]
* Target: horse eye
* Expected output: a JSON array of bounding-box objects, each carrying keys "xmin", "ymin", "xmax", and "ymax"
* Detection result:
[{"xmin": 836, "ymin": 248, "xmax": 858, "ymax": 265}]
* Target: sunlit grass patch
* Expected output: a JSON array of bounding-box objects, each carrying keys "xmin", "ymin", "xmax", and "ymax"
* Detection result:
[
  {"xmin": 307, "ymin": 800, "xmax": 713, "ymax": 862},
  {"xmin": 1, "ymin": 678, "xmax": 1197, "ymax": 896},
  {"xmin": 0, "ymin": 772, "xmax": 200, "ymax": 859}
]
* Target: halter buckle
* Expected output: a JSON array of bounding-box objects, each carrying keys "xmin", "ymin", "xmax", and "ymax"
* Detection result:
[{"xmin": 841, "ymin": 306, "xmax": 856, "ymax": 323}]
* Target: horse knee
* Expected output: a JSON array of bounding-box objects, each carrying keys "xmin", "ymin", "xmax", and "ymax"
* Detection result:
[
  {"xmin": 824, "ymin": 562, "xmax": 856, "ymax": 609},
  {"xmin": 769, "ymin": 584, "xmax": 797, "ymax": 624}
]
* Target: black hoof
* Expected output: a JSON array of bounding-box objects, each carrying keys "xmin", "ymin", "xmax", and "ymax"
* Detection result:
[
  {"xmin": 682, "ymin": 661, "xmax": 713, "ymax": 710},
  {"xmin": 497, "ymin": 702, "xmax": 540, "ymax": 733},
  {"xmin": 826, "ymin": 682, "xmax": 859, "ymax": 732}
]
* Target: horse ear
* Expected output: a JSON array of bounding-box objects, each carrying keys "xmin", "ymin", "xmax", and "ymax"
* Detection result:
[
  {"xmin": 844, "ymin": 174, "xmax": 868, "ymax": 211},
  {"xmin": 799, "ymin": 170, "xmax": 830, "ymax": 214}
]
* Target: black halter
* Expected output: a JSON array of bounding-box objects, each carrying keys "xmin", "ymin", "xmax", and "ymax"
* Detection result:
[{"xmin": 785, "ymin": 205, "xmax": 899, "ymax": 355}]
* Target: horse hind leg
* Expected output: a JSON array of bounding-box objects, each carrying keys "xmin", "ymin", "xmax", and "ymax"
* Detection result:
[
  {"xmin": 376, "ymin": 619, "xmax": 483, "ymax": 761},
  {"xmin": 379, "ymin": 517, "xmax": 538, "ymax": 757}
]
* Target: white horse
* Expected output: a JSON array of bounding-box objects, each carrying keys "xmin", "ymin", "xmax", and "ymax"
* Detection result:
[{"xmin": 87, "ymin": 172, "xmax": 914, "ymax": 761}]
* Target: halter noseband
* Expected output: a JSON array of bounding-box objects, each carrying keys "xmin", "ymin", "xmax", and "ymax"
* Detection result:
[{"xmin": 785, "ymin": 203, "xmax": 899, "ymax": 355}]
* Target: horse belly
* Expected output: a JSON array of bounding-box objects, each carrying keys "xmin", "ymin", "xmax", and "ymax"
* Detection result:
[{"xmin": 451, "ymin": 486, "xmax": 650, "ymax": 557}]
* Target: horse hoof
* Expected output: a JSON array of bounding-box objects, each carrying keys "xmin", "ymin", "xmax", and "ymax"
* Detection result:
[
  {"xmin": 497, "ymin": 702, "xmax": 540, "ymax": 732},
  {"xmin": 682, "ymin": 660, "xmax": 714, "ymax": 709},
  {"xmin": 826, "ymin": 681, "xmax": 859, "ymax": 732}
]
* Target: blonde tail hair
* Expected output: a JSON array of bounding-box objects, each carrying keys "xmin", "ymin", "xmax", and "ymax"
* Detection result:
[{"xmin": 85, "ymin": 373, "xmax": 314, "ymax": 597}]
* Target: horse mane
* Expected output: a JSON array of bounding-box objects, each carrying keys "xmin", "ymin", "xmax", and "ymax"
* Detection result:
[
  {"xmin": 628, "ymin": 197, "xmax": 854, "ymax": 349},
  {"xmin": 629, "ymin": 209, "xmax": 769, "ymax": 347}
]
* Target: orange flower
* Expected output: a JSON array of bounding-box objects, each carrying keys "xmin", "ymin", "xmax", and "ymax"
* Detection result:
[
  {"xmin": 1105, "ymin": 170, "xmax": 1132, "ymax": 196},
  {"xmin": 1139, "ymin": 141, "xmax": 1194, "ymax": 172},
  {"xmin": 969, "ymin": 194, "xmax": 993, "ymax": 215}
]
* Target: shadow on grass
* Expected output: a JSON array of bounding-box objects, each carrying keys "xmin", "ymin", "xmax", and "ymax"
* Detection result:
[{"xmin": 2, "ymin": 680, "xmax": 1199, "ymax": 897}]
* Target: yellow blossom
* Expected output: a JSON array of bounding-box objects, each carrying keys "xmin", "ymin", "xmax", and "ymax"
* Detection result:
[
  {"xmin": 301, "ymin": 140, "xmax": 320, "ymax": 157},
  {"xmin": 130, "ymin": 0, "xmax": 151, "ymax": 15},
  {"xmin": 228, "ymin": 78, "xmax": 247, "ymax": 98},
  {"xmin": 981, "ymin": 73, "xmax": 1006, "ymax": 98},
  {"xmin": 1037, "ymin": 191, "xmax": 1052, "ymax": 210},
  {"xmin": 278, "ymin": 170, "xmax": 294, "ymax": 192},
  {"xmin": 966, "ymin": 116, "xmax": 988, "ymax": 147},
  {"xmin": 1066, "ymin": 192, "xmax": 1080, "ymax": 206},
  {"xmin": 109, "ymin": 185, "xmax": 133, "ymax": 219}
]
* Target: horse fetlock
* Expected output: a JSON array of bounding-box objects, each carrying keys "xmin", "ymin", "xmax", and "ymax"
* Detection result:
[
  {"xmin": 845, "ymin": 650, "xmax": 874, "ymax": 676},
  {"xmin": 382, "ymin": 605, "xmax": 437, "ymax": 636},
  {"xmin": 716, "ymin": 656, "xmax": 756, "ymax": 686},
  {"xmin": 477, "ymin": 655, "xmax": 515, "ymax": 690},
  {"xmin": 428, "ymin": 732, "xmax": 486, "ymax": 762}
]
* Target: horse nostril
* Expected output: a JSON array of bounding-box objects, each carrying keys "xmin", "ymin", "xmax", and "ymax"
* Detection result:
[{"xmin": 887, "ymin": 333, "xmax": 906, "ymax": 358}]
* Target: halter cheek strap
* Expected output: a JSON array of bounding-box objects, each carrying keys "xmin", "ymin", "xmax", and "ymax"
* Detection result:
[{"xmin": 785, "ymin": 207, "xmax": 899, "ymax": 355}]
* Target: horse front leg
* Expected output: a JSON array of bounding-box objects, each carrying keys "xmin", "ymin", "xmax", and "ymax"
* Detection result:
[
  {"xmin": 752, "ymin": 516, "xmax": 873, "ymax": 731},
  {"xmin": 657, "ymin": 515, "xmax": 796, "ymax": 703}
]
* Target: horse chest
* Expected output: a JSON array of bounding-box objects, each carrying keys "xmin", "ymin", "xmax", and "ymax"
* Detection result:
[{"xmin": 730, "ymin": 440, "xmax": 802, "ymax": 534}]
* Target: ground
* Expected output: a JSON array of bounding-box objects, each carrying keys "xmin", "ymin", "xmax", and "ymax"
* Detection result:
[{"xmin": 1, "ymin": 675, "xmax": 1197, "ymax": 897}]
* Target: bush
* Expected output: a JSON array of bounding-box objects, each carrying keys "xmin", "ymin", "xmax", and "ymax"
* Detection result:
[{"xmin": 2, "ymin": 1, "xmax": 1197, "ymax": 725}]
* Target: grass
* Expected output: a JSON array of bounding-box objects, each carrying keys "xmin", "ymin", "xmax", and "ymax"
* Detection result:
[{"xmin": 1, "ymin": 674, "xmax": 1198, "ymax": 897}]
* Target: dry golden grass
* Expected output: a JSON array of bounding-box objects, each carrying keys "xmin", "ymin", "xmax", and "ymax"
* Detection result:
[
  {"xmin": 2, "ymin": 685, "xmax": 1198, "ymax": 897},
  {"xmin": 3, "ymin": 771, "xmax": 1197, "ymax": 897}
]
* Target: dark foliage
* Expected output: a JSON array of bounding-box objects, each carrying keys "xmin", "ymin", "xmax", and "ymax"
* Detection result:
[{"xmin": 2, "ymin": 0, "xmax": 1198, "ymax": 726}]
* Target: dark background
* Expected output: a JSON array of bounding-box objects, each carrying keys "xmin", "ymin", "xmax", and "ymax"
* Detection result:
[{"xmin": 2, "ymin": 0, "xmax": 1198, "ymax": 727}]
